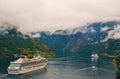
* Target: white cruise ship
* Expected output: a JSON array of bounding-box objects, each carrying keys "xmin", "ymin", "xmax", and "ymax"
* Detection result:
[{"xmin": 7, "ymin": 55, "xmax": 48, "ymax": 75}]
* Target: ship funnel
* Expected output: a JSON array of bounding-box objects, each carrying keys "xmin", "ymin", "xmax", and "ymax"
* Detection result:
[{"xmin": 24, "ymin": 54, "xmax": 28, "ymax": 60}]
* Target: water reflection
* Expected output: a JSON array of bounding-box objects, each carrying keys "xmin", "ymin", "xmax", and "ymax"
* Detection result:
[{"xmin": 0, "ymin": 56, "xmax": 116, "ymax": 79}]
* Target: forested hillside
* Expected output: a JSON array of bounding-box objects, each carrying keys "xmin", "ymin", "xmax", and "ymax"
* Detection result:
[{"xmin": 0, "ymin": 27, "xmax": 54, "ymax": 57}]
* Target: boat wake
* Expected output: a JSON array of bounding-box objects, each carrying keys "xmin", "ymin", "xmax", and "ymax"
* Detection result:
[
  {"xmin": 71, "ymin": 66, "xmax": 115, "ymax": 79},
  {"xmin": 73, "ymin": 66, "xmax": 114, "ymax": 73},
  {"xmin": 73, "ymin": 67, "xmax": 91, "ymax": 73}
]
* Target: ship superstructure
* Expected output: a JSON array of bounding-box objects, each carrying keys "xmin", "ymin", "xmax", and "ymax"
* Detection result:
[
  {"xmin": 7, "ymin": 55, "xmax": 48, "ymax": 75},
  {"xmin": 91, "ymin": 53, "xmax": 99, "ymax": 60}
]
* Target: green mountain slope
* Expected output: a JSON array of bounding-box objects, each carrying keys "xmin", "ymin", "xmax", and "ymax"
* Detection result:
[
  {"xmin": 0, "ymin": 27, "xmax": 54, "ymax": 58},
  {"xmin": 114, "ymin": 55, "xmax": 120, "ymax": 79}
]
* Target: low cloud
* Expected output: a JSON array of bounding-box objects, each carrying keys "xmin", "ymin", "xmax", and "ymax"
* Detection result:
[
  {"xmin": 101, "ymin": 26, "xmax": 111, "ymax": 32},
  {"xmin": 102, "ymin": 25, "xmax": 120, "ymax": 42},
  {"xmin": 30, "ymin": 33, "xmax": 41, "ymax": 38},
  {"xmin": 0, "ymin": 0, "xmax": 120, "ymax": 34}
]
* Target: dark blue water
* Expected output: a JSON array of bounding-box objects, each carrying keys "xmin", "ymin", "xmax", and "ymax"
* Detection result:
[{"xmin": 0, "ymin": 56, "xmax": 116, "ymax": 79}]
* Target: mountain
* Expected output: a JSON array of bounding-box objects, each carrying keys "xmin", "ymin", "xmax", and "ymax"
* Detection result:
[
  {"xmin": 30, "ymin": 21, "xmax": 120, "ymax": 79},
  {"xmin": 0, "ymin": 24, "xmax": 54, "ymax": 58},
  {"xmin": 38, "ymin": 21, "xmax": 120, "ymax": 57}
]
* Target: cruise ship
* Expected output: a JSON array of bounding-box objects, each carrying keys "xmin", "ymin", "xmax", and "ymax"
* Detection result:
[{"xmin": 7, "ymin": 55, "xmax": 48, "ymax": 75}]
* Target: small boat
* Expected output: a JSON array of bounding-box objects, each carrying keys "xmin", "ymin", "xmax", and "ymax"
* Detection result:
[
  {"xmin": 7, "ymin": 55, "xmax": 48, "ymax": 75},
  {"xmin": 92, "ymin": 66, "xmax": 96, "ymax": 68}
]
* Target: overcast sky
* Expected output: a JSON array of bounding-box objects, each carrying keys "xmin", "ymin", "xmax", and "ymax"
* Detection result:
[{"xmin": 0, "ymin": 0, "xmax": 120, "ymax": 33}]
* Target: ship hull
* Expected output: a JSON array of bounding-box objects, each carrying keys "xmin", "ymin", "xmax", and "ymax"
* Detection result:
[{"xmin": 8, "ymin": 63, "xmax": 47, "ymax": 75}]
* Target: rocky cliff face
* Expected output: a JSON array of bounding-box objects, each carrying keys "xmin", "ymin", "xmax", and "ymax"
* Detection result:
[{"xmin": 38, "ymin": 21, "xmax": 120, "ymax": 57}]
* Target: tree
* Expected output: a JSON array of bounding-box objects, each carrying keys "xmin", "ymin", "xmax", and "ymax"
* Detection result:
[
  {"xmin": 18, "ymin": 48, "xmax": 30, "ymax": 55},
  {"xmin": 115, "ymin": 54, "xmax": 120, "ymax": 79}
]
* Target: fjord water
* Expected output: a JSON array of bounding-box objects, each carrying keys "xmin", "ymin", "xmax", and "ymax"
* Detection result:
[{"xmin": 0, "ymin": 56, "xmax": 116, "ymax": 79}]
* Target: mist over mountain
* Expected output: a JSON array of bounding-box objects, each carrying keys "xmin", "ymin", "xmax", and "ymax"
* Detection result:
[
  {"xmin": 0, "ymin": 21, "xmax": 120, "ymax": 57},
  {"xmin": 38, "ymin": 21, "xmax": 120, "ymax": 57}
]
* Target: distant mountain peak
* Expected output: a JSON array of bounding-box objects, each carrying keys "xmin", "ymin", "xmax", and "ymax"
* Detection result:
[{"xmin": 38, "ymin": 21, "xmax": 120, "ymax": 57}]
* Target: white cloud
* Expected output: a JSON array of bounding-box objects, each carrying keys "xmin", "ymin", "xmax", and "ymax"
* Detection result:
[
  {"xmin": 31, "ymin": 33, "xmax": 41, "ymax": 38},
  {"xmin": 27, "ymin": 33, "xmax": 41, "ymax": 38},
  {"xmin": 0, "ymin": 23, "xmax": 16, "ymax": 34},
  {"xmin": 102, "ymin": 25, "xmax": 120, "ymax": 42},
  {"xmin": 101, "ymin": 26, "xmax": 111, "ymax": 32},
  {"xmin": 90, "ymin": 27, "xmax": 96, "ymax": 32},
  {"xmin": 0, "ymin": 0, "xmax": 120, "ymax": 34}
]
